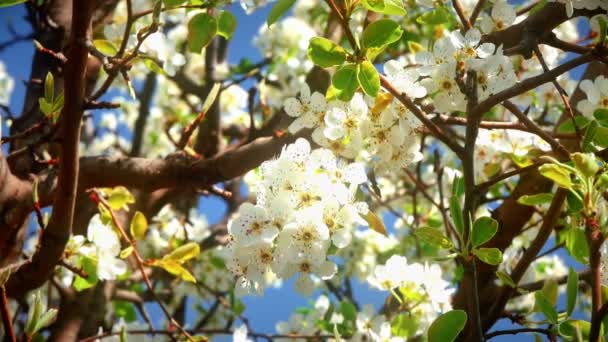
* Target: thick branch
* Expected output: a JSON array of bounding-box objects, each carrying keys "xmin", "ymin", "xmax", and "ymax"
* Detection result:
[{"xmin": 5, "ymin": 0, "xmax": 94, "ymax": 298}]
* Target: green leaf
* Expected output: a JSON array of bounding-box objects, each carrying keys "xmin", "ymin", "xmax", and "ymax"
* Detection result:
[
  {"xmin": 542, "ymin": 279, "xmax": 558, "ymax": 306},
  {"xmin": 428, "ymin": 310, "xmax": 467, "ymax": 342},
  {"xmin": 594, "ymin": 108, "xmax": 608, "ymax": 121},
  {"xmin": 187, "ymin": 13, "xmax": 217, "ymax": 53},
  {"xmin": 560, "ymin": 226, "xmax": 588, "ymax": 263},
  {"xmin": 93, "ymin": 39, "xmax": 118, "ymax": 56},
  {"xmin": 449, "ymin": 196, "xmax": 464, "ymax": 240},
  {"xmin": 452, "ymin": 176, "xmax": 464, "ymax": 198},
  {"xmin": 391, "ymin": 313, "xmax": 418, "ymax": 338},
  {"xmin": 267, "ymin": 0, "xmax": 296, "ymax": 27},
  {"xmin": 361, "ymin": 19, "xmax": 403, "ymax": 50},
  {"xmin": 566, "ymin": 267, "xmax": 578, "ymax": 317},
  {"xmin": 416, "ymin": 6, "xmax": 452, "ymax": 25},
  {"xmin": 361, "ymin": 0, "xmax": 407, "ymax": 15},
  {"xmin": 217, "ymin": 10, "xmax": 237, "ymax": 39},
  {"xmin": 130, "ymin": 211, "xmax": 148, "ymax": 240},
  {"xmin": 593, "ymin": 126, "xmax": 608, "ymax": 147},
  {"xmin": 534, "ymin": 291, "xmax": 558, "ymax": 324},
  {"xmin": 332, "ymin": 64, "xmax": 359, "ymax": 101},
  {"xmin": 566, "ymin": 190, "xmax": 584, "ymax": 213},
  {"xmin": 340, "ymin": 301, "xmax": 357, "ymax": 321},
  {"xmin": 34, "ymin": 309, "xmax": 57, "ymax": 334},
  {"xmin": 472, "ymin": 248, "xmax": 502, "ymax": 265},
  {"xmin": 44, "ymin": 72, "xmax": 54, "ymax": 104},
  {"xmin": 73, "ymin": 256, "xmax": 98, "ymax": 291},
  {"xmin": 164, "ymin": 242, "xmax": 200, "ymax": 263},
  {"xmin": 119, "ymin": 246, "xmax": 134, "ymax": 259},
  {"xmin": 114, "ymin": 300, "xmax": 137, "ymax": 323},
  {"xmin": 154, "ymin": 259, "xmax": 196, "ymax": 282},
  {"xmin": 357, "ymin": 61, "xmax": 380, "ymax": 97},
  {"xmin": 39, "ymin": 98, "xmax": 52, "ymax": 116},
  {"xmin": 363, "ymin": 210, "xmax": 387, "ymax": 236},
  {"xmin": 598, "ymin": 16, "xmax": 607, "ymax": 44},
  {"xmin": 557, "ymin": 116, "xmax": 590, "ymax": 133},
  {"xmin": 517, "ymin": 193, "xmax": 554, "ymax": 206},
  {"xmin": 0, "ymin": 0, "xmax": 27, "ymax": 8},
  {"xmin": 582, "ymin": 120, "xmax": 598, "ymax": 152},
  {"xmin": 558, "ymin": 320, "xmax": 590, "ymax": 340},
  {"xmin": 25, "ymin": 292, "xmax": 43, "ymax": 337},
  {"xmin": 571, "ymin": 152, "xmax": 599, "ymax": 177},
  {"xmin": 307, "ymin": 37, "xmax": 347, "ymax": 68},
  {"xmin": 142, "ymin": 57, "xmax": 167, "ymax": 76},
  {"xmin": 163, "ymin": 0, "xmax": 187, "ymax": 5},
  {"xmin": 539, "ymin": 163, "xmax": 573, "ymax": 189},
  {"xmin": 414, "ymin": 227, "xmax": 453, "ymax": 249},
  {"xmin": 496, "ymin": 271, "xmax": 517, "ymax": 288},
  {"xmin": 471, "ymin": 216, "xmax": 498, "ymax": 248}
]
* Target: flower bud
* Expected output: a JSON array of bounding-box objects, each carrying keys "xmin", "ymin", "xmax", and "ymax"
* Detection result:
[{"xmin": 571, "ymin": 152, "xmax": 599, "ymax": 178}]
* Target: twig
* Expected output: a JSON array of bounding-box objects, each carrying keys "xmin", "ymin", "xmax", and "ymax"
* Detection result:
[
  {"xmin": 0, "ymin": 286, "xmax": 16, "ymax": 342},
  {"xmin": 92, "ymin": 190, "xmax": 196, "ymax": 342},
  {"xmin": 485, "ymin": 328, "xmax": 551, "ymax": 339}
]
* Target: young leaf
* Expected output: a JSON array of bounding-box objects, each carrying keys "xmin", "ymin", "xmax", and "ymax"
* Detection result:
[
  {"xmin": 363, "ymin": 210, "xmax": 388, "ymax": 236},
  {"xmin": 93, "ymin": 39, "xmax": 118, "ymax": 56},
  {"xmin": 517, "ymin": 193, "xmax": 554, "ymax": 206},
  {"xmin": 107, "ymin": 186, "xmax": 135, "ymax": 210},
  {"xmin": 449, "ymin": 196, "xmax": 464, "ymax": 239},
  {"xmin": 496, "ymin": 271, "xmax": 517, "ymax": 288},
  {"xmin": 165, "ymin": 242, "xmax": 200, "ymax": 263},
  {"xmin": 357, "ymin": 61, "xmax": 380, "ymax": 97},
  {"xmin": 73, "ymin": 256, "xmax": 98, "ymax": 291},
  {"xmin": 538, "ymin": 164, "xmax": 573, "ymax": 189},
  {"xmin": 332, "ymin": 64, "xmax": 359, "ymax": 101},
  {"xmin": 34, "ymin": 309, "xmax": 58, "ymax": 334},
  {"xmin": 582, "ymin": 119, "xmax": 598, "ymax": 152},
  {"xmin": 428, "ymin": 310, "xmax": 467, "ymax": 342},
  {"xmin": 566, "ymin": 267, "xmax": 578, "ymax": 317},
  {"xmin": 0, "ymin": 0, "xmax": 27, "ymax": 8},
  {"xmin": 472, "ymin": 248, "xmax": 502, "ymax": 265},
  {"xmin": 120, "ymin": 246, "xmax": 134, "ymax": 259},
  {"xmin": 217, "ymin": 10, "xmax": 237, "ymax": 39},
  {"xmin": 415, "ymin": 227, "xmax": 453, "ymax": 249},
  {"xmin": 471, "ymin": 216, "xmax": 498, "ymax": 248},
  {"xmin": 267, "ymin": 0, "xmax": 296, "ymax": 27},
  {"xmin": 361, "ymin": 19, "xmax": 403, "ymax": 50},
  {"xmin": 44, "ymin": 72, "xmax": 54, "ymax": 104},
  {"xmin": 307, "ymin": 37, "xmax": 347, "ymax": 68},
  {"xmin": 130, "ymin": 211, "xmax": 148, "ymax": 240},
  {"xmin": 534, "ymin": 291, "xmax": 558, "ymax": 324},
  {"xmin": 155, "ymin": 259, "xmax": 196, "ymax": 283},
  {"xmin": 142, "ymin": 57, "xmax": 167, "ymax": 76},
  {"xmin": 187, "ymin": 13, "xmax": 217, "ymax": 53}
]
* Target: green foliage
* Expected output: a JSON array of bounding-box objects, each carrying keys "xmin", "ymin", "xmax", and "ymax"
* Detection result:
[
  {"xmin": 357, "ymin": 61, "xmax": 380, "ymax": 97},
  {"xmin": 73, "ymin": 256, "xmax": 99, "ymax": 291},
  {"xmin": 566, "ymin": 267, "xmax": 578, "ymax": 317},
  {"xmin": 427, "ymin": 310, "xmax": 467, "ymax": 342},
  {"xmin": 0, "ymin": 0, "xmax": 27, "ymax": 8},
  {"xmin": 534, "ymin": 291, "xmax": 558, "ymax": 324},
  {"xmin": 188, "ymin": 13, "xmax": 217, "ymax": 53},
  {"xmin": 360, "ymin": 0, "xmax": 407, "ymax": 15},
  {"xmin": 307, "ymin": 37, "xmax": 347, "ymax": 68},
  {"xmin": 130, "ymin": 211, "xmax": 148, "ymax": 240},
  {"xmin": 414, "ymin": 227, "xmax": 453, "ymax": 249},
  {"xmin": 267, "ymin": 0, "xmax": 296, "ymax": 27},
  {"xmin": 449, "ymin": 196, "xmax": 464, "ymax": 241},
  {"xmin": 472, "ymin": 248, "xmax": 502, "ymax": 265},
  {"xmin": 361, "ymin": 19, "xmax": 403, "ymax": 61},
  {"xmin": 517, "ymin": 193, "xmax": 554, "ymax": 206},
  {"xmin": 471, "ymin": 216, "xmax": 498, "ymax": 248},
  {"xmin": 332, "ymin": 64, "xmax": 359, "ymax": 101},
  {"xmin": 217, "ymin": 10, "xmax": 237, "ymax": 39}
]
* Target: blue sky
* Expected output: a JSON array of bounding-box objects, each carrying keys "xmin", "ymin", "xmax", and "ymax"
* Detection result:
[{"xmin": 0, "ymin": 2, "xmax": 585, "ymax": 341}]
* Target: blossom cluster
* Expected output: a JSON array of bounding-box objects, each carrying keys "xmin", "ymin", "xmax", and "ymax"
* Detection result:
[
  {"xmin": 65, "ymin": 215, "xmax": 127, "ymax": 281},
  {"xmin": 369, "ymin": 255, "xmax": 454, "ymax": 333},
  {"xmin": 285, "ymin": 86, "xmax": 423, "ymax": 174},
  {"xmin": 226, "ymin": 138, "xmax": 369, "ymax": 296}
]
